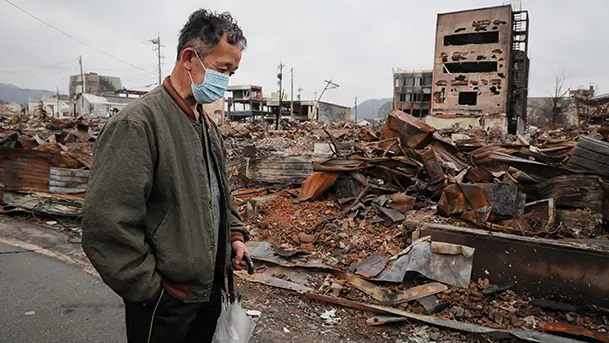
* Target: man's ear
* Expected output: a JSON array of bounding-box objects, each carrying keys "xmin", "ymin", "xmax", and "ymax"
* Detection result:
[{"xmin": 181, "ymin": 48, "xmax": 196, "ymax": 72}]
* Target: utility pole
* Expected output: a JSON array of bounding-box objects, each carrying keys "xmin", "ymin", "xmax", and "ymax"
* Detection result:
[
  {"xmin": 314, "ymin": 79, "xmax": 339, "ymax": 120},
  {"xmin": 149, "ymin": 34, "xmax": 164, "ymax": 85},
  {"xmin": 79, "ymin": 55, "xmax": 85, "ymax": 117},
  {"xmin": 56, "ymin": 87, "xmax": 60, "ymax": 118},
  {"xmin": 275, "ymin": 62, "xmax": 284, "ymax": 130},
  {"xmin": 290, "ymin": 67, "xmax": 294, "ymax": 119},
  {"xmin": 354, "ymin": 96, "xmax": 358, "ymax": 122}
]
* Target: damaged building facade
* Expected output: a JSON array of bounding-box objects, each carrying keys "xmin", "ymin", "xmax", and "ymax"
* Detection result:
[
  {"xmin": 393, "ymin": 69, "xmax": 433, "ymax": 117},
  {"xmin": 429, "ymin": 5, "xmax": 529, "ymax": 134}
]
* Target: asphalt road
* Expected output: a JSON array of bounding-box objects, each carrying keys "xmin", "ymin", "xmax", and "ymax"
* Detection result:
[{"xmin": 0, "ymin": 242, "xmax": 125, "ymax": 343}]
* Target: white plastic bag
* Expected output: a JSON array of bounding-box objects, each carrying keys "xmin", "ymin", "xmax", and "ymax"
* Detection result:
[
  {"xmin": 212, "ymin": 271, "xmax": 259, "ymax": 343},
  {"xmin": 212, "ymin": 295, "xmax": 256, "ymax": 343}
]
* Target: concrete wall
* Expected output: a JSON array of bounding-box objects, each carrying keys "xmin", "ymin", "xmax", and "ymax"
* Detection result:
[
  {"xmin": 432, "ymin": 5, "xmax": 512, "ymax": 116},
  {"xmin": 316, "ymin": 102, "xmax": 351, "ymax": 122},
  {"xmin": 28, "ymin": 98, "xmax": 69, "ymax": 117},
  {"xmin": 425, "ymin": 114, "xmax": 508, "ymax": 132}
]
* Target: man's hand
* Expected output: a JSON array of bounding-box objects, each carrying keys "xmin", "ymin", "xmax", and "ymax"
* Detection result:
[{"xmin": 231, "ymin": 240, "xmax": 250, "ymax": 271}]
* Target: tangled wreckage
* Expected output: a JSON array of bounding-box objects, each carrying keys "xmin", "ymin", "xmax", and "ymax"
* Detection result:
[{"xmin": 1, "ymin": 110, "xmax": 609, "ymax": 342}]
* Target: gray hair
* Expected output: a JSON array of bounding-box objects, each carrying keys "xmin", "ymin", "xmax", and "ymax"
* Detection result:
[{"xmin": 177, "ymin": 9, "xmax": 247, "ymax": 61}]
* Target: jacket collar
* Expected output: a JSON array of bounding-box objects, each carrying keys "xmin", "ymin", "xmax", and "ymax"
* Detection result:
[{"xmin": 163, "ymin": 76, "xmax": 210, "ymax": 126}]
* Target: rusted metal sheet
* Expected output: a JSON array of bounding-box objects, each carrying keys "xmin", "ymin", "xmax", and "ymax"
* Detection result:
[
  {"xmin": 246, "ymin": 241, "xmax": 334, "ymax": 270},
  {"xmin": 374, "ymin": 239, "xmax": 474, "ymax": 288},
  {"xmin": 543, "ymin": 322, "xmax": 609, "ymax": 343},
  {"xmin": 232, "ymin": 187, "xmax": 268, "ymax": 201},
  {"xmin": 0, "ymin": 147, "xmax": 71, "ymax": 192},
  {"xmin": 366, "ymin": 316, "xmax": 408, "ymax": 326},
  {"xmin": 438, "ymin": 183, "xmax": 525, "ymax": 220},
  {"xmin": 437, "ymin": 184, "xmax": 467, "ymax": 216},
  {"xmin": 49, "ymin": 167, "xmax": 89, "ymax": 194},
  {"xmin": 350, "ymin": 253, "xmax": 389, "ymax": 279},
  {"xmin": 235, "ymin": 270, "xmax": 313, "ymax": 294},
  {"xmin": 567, "ymin": 136, "xmax": 609, "ymax": 179},
  {"xmin": 419, "ymin": 147, "xmax": 446, "ymax": 184},
  {"xmin": 429, "ymin": 140, "xmax": 470, "ymax": 172},
  {"xmin": 334, "ymin": 270, "xmax": 447, "ymax": 305},
  {"xmin": 388, "ymin": 193, "xmax": 416, "ymax": 213},
  {"xmin": 297, "ymin": 172, "xmax": 339, "ymax": 201},
  {"xmin": 466, "ymin": 166, "xmax": 494, "ymax": 183},
  {"xmin": 523, "ymin": 199, "xmax": 555, "ymax": 233},
  {"xmin": 411, "ymin": 222, "xmax": 609, "ymax": 308},
  {"xmin": 484, "ymin": 152, "xmax": 571, "ymax": 183},
  {"xmin": 312, "ymin": 158, "xmax": 368, "ymax": 172},
  {"xmin": 66, "ymin": 152, "xmax": 92, "ymax": 168},
  {"xmin": 380, "ymin": 110, "xmax": 435, "ymax": 150},
  {"xmin": 3, "ymin": 191, "xmax": 83, "ymax": 216},
  {"xmin": 537, "ymin": 175, "xmax": 605, "ymax": 216}
]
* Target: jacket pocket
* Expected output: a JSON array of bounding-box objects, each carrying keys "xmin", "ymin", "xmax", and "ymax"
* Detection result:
[{"xmin": 150, "ymin": 204, "xmax": 172, "ymax": 240}]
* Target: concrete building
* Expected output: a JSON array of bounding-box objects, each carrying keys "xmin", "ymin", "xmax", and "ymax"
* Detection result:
[
  {"xmin": 393, "ymin": 69, "xmax": 433, "ymax": 117},
  {"xmin": 27, "ymin": 96, "xmax": 70, "ymax": 117},
  {"xmin": 69, "ymin": 73, "xmax": 122, "ymax": 104},
  {"xmin": 266, "ymin": 99, "xmax": 351, "ymax": 122},
  {"xmin": 393, "ymin": 69, "xmax": 432, "ymax": 117},
  {"xmin": 226, "ymin": 85, "xmax": 272, "ymax": 121},
  {"xmin": 429, "ymin": 5, "xmax": 529, "ymax": 133}
]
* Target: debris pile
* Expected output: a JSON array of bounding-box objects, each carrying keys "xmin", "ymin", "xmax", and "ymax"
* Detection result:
[
  {"xmin": 0, "ymin": 114, "xmax": 102, "ymax": 216},
  {"xmin": 230, "ymin": 110, "xmax": 609, "ymax": 341}
]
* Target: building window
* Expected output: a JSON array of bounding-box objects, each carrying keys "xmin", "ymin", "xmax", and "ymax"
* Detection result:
[
  {"xmin": 434, "ymin": 89, "xmax": 446, "ymax": 104},
  {"xmin": 405, "ymin": 78, "xmax": 415, "ymax": 87},
  {"xmin": 444, "ymin": 62, "xmax": 498, "ymax": 73},
  {"xmin": 458, "ymin": 92, "xmax": 478, "ymax": 106},
  {"xmin": 423, "ymin": 93, "xmax": 431, "ymax": 102},
  {"xmin": 423, "ymin": 76, "xmax": 433, "ymax": 86},
  {"xmin": 444, "ymin": 32, "xmax": 499, "ymax": 46},
  {"xmin": 414, "ymin": 77, "xmax": 421, "ymax": 87}
]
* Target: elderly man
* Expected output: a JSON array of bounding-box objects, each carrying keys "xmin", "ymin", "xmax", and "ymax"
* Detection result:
[{"xmin": 82, "ymin": 9, "xmax": 250, "ymax": 343}]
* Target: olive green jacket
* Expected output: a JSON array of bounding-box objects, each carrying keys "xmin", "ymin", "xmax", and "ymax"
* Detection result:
[{"xmin": 82, "ymin": 79, "xmax": 248, "ymax": 303}]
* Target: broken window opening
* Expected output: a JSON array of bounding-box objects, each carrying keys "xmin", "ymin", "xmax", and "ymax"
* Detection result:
[
  {"xmin": 423, "ymin": 93, "xmax": 431, "ymax": 102},
  {"xmin": 458, "ymin": 92, "xmax": 478, "ymax": 106},
  {"xmin": 423, "ymin": 76, "xmax": 433, "ymax": 86},
  {"xmin": 434, "ymin": 88, "xmax": 446, "ymax": 104},
  {"xmin": 444, "ymin": 32, "xmax": 499, "ymax": 46},
  {"xmin": 444, "ymin": 62, "xmax": 498, "ymax": 74}
]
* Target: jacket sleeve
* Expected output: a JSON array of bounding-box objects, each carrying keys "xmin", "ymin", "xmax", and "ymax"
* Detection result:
[
  {"xmin": 82, "ymin": 119, "xmax": 161, "ymax": 302},
  {"xmin": 218, "ymin": 133, "xmax": 250, "ymax": 243}
]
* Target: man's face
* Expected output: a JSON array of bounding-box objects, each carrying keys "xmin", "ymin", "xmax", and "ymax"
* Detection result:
[{"xmin": 184, "ymin": 33, "xmax": 242, "ymax": 85}]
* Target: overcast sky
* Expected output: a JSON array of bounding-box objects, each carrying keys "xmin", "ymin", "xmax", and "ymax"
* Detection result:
[{"xmin": 0, "ymin": 0, "xmax": 606, "ymax": 106}]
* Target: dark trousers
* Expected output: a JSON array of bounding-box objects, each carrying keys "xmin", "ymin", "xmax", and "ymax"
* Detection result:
[{"xmin": 124, "ymin": 288, "xmax": 222, "ymax": 343}]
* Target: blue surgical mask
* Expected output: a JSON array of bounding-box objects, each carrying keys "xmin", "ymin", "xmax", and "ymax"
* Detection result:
[{"xmin": 188, "ymin": 51, "xmax": 229, "ymax": 104}]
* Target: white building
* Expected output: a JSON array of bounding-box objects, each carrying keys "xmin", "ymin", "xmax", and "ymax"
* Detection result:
[
  {"xmin": 28, "ymin": 96, "xmax": 70, "ymax": 117},
  {"xmin": 76, "ymin": 93, "xmax": 135, "ymax": 118}
]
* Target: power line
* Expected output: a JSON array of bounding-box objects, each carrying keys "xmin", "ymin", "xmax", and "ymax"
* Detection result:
[{"xmin": 3, "ymin": 0, "xmax": 155, "ymax": 76}]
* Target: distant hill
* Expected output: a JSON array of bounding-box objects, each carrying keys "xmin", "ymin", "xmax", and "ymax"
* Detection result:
[
  {"xmin": 352, "ymin": 98, "xmax": 392, "ymax": 120},
  {"xmin": 0, "ymin": 83, "xmax": 55, "ymax": 104}
]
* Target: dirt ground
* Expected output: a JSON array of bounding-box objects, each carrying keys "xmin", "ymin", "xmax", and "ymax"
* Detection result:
[{"xmin": 236, "ymin": 279, "xmax": 498, "ymax": 343}]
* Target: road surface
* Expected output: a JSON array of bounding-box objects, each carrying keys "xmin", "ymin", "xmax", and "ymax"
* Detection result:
[{"xmin": 0, "ymin": 241, "xmax": 125, "ymax": 343}]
